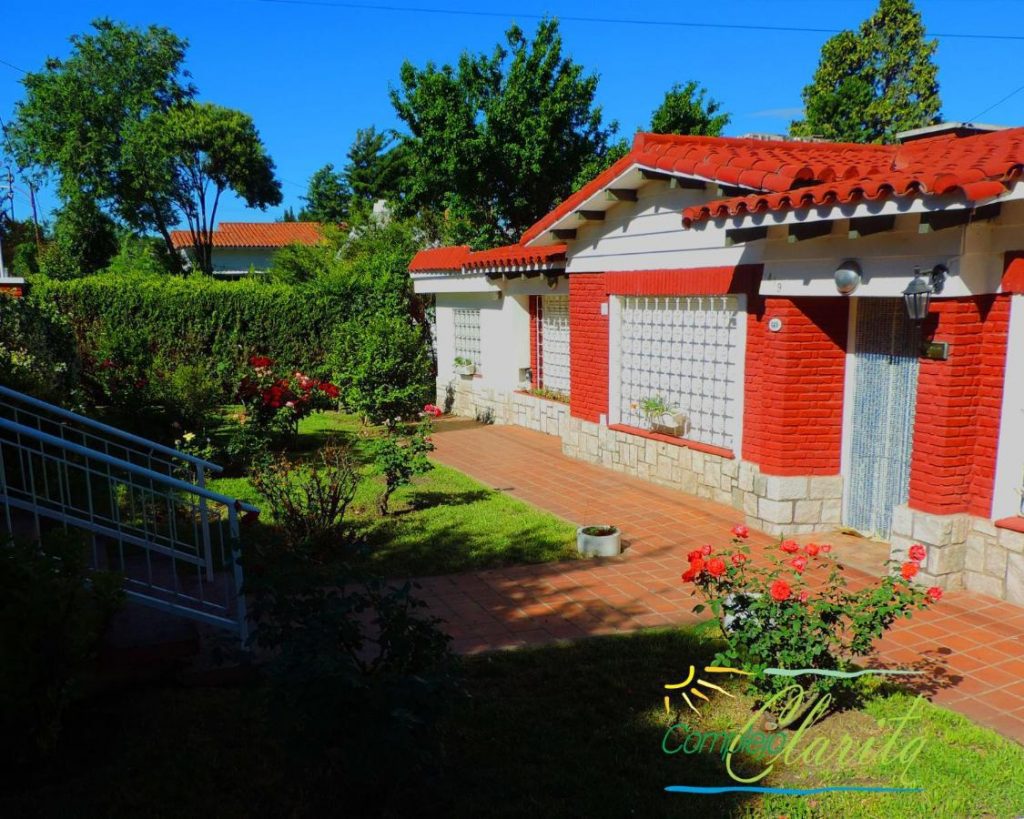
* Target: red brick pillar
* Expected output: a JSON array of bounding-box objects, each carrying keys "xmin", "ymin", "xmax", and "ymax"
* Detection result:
[
  {"xmin": 568, "ymin": 274, "xmax": 608, "ymax": 423},
  {"xmin": 908, "ymin": 295, "xmax": 1011, "ymax": 518},
  {"xmin": 0, "ymin": 278, "xmax": 27, "ymax": 299},
  {"xmin": 529, "ymin": 296, "xmax": 541, "ymax": 388},
  {"xmin": 743, "ymin": 297, "xmax": 848, "ymax": 476}
]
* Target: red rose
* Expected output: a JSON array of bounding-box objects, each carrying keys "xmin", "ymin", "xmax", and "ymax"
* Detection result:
[
  {"xmin": 707, "ymin": 558, "xmax": 727, "ymax": 577},
  {"xmin": 701, "ymin": 544, "xmax": 712, "ymax": 556},
  {"xmin": 926, "ymin": 586, "xmax": 943, "ymax": 602},
  {"xmin": 686, "ymin": 549, "xmax": 703, "ymax": 561},
  {"xmin": 731, "ymin": 524, "xmax": 750, "ymax": 539},
  {"xmin": 731, "ymin": 553, "xmax": 747, "ymax": 567},
  {"xmin": 249, "ymin": 355, "xmax": 272, "ymax": 368},
  {"xmin": 423, "ymin": 403, "xmax": 443, "ymax": 417},
  {"xmin": 681, "ymin": 557, "xmax": 704, "ymax": 582},
  {"xmin": 789, "ymin": 556, "xmax": 808, "ymax": 574},
  {"xmin": 901, "ymin": 561, "xmax": 919, "ymax": 580},
  {"xmin": 909, "ymin": 544, "xmax": 926, "ymax": 562},
  {"xmin": 804, "ymin": 543, "xmax": 820, "ymax": 556},
  {"xmin": 820, "ymin": 544, "xmax": 832, "ymax": 553},
  {"xmin": 769, "ymin": 579, "xmax": 792, "ymax": 602},
  {"xmin": 780, "ymin": 540, "xmax": 800, "ymax": 554}
]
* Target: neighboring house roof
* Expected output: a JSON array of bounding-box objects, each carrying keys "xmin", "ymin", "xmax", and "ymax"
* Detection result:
[
  {"xmin": 408, "ymin": 243, "xmax": 567, "ymax": 275},
  {"xmin": 683, "ymin": 127, "xmax": 1024, "ymax": 226},
  {"xmin": 169, "ymin": 222, "xmax": 327, "ymax": 250}
]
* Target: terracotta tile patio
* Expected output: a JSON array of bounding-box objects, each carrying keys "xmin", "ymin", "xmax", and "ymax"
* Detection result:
[{"xmin": 412, "ymin": 418, "xmax": 1024, "ymax": 744}]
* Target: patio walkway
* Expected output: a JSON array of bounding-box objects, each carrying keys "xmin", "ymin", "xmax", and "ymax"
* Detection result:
[{"xmin": 415, "ymin": 418, "xmax": 1024, "ymax": 744}]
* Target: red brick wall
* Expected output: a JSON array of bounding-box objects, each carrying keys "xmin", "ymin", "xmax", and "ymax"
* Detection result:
[
  {"xmin": 0, "ymin": 283, "xmax": 26, "ymax": 299},
  {"xmin": 569, "ymin": 274, "xmax": 609, "ymax": 422},
  {"xmin": 909, "ymin": 295, "xmax": 1011, "ymax": 517},
  {"xmin": 743, "ymin": 297, "xmax": 848, "ymax": 476},
  {"xmin": 529, "ymin": 296, "xmax": 541, "ymax": 388}
]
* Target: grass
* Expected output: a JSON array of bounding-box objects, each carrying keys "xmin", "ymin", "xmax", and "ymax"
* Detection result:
[
  {"xmin": 209, "ymin": 410, "xmax": 578, "ymax": 577},
  {"xmin": 6, "ymin": 627, "xmax": 1022, "ymax": 818}
]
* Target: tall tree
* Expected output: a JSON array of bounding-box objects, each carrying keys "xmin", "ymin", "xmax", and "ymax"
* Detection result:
[
  {"xmin": 125, "ymin": 102, "xmax": 282, "ymax": 274},
  {"xmin": 790, "ymin": 0, "xmax": 941, "ymax": 143},
  {"xmin": 390, "ymin": 18, "xmax": 619, "ymax": 246},
  {"xmin": 650, "ymin": 81, "xmax": 730, "ymax": 136},
  {"xmin": 301, "ymin": 163, "xmax": 351, "ymax": 223},
  {"xmin": 7, "ymin": 19, "xmax": 194, "ymax": 259},
  {"xmin": 343, "ymin": 127, "xmax": 408, "ymax": 217}
]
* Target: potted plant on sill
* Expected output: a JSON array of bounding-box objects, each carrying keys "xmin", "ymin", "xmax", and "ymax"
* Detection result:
[
  {"xmin": 576, "ymin": 524, "xmax": 622, "ymax": 557},
  {"xmin": 639, "ymin": 395, "xmax": 687, "ymax": 437},
  {"xmin": 454, "ymin": 356, "xmax": 476, "ymax": 377}
]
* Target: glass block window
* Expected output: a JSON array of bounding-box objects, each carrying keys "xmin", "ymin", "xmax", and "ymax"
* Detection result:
[
  {"xmin": 617, "ymin": 296, "xmax": 741, "ymax": 450},
  {"xmin": 540, "ymin": 296, "xmax": 570, "ymax": 394},
  {"xmin": 453, "ymin": 308, "xmax": 481, "ymax": 367}
]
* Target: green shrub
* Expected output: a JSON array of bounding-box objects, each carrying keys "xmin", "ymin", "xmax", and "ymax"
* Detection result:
[
  {"xmin": 369, "ymin": 420, "xmax": 435, "ymax": 515},
  {"xmin": 0, "ymin": 295, "xmax": 80, "ymax": 402},
  {"xmin": 331, "ymin": 312, "xmax": 433, "ymax": 427},
  {"xmin": 0, "ymin": 530, "xmax": 124, "ymax": 765}
]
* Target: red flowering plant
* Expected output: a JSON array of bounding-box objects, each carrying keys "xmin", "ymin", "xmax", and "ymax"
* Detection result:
[
  {"xmin": 234, "ymin": 355, "xmax": 341, "ymax": 446},
  {"xmin": 683, "ymin": 527, "xmax": 941, "ymax": 704}
]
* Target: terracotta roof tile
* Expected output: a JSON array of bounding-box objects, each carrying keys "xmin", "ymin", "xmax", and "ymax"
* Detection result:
[
  {"xmin": 169, "ymin": 222, "xmax": 327, "ymax": 249},
  {"xmin": 683, "ymin": 127, "xmax": 1024, "ymax": 226},
  {"xmin": 407, "ymin": 245, "xmax": 471, "ymax": 272},
  {"xmin": 463, "ymin": 244, "xmax": 566, "ymax": 271}
]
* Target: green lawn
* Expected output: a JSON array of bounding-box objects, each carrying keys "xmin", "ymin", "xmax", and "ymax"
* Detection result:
[
  {"xmin": 6, "ymin": 627, "xmax": 1021, "ymax": 818},
  {"xmin": 209, "ymin": 411, "xmax": 578, "ymax": 577}
]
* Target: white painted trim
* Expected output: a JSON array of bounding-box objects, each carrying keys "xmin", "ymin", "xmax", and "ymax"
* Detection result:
[
  {"xmin": 732, "ymin": 293, "xmax": 748, "ymax": 458},
  {"xmin": 840, "ymin": 297, "xmax": 859, "ymax": 526},
  {"xmin": 992, "ymin": 294, "xmax": 1024, "ymax": 519},
  {"xmin": 607, "ymin": 296, "xmax": 622, "ymax": 427}
]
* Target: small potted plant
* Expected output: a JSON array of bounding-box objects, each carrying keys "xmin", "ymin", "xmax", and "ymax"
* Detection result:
[
  {"xmin": 576, "ymin": 524, "xmax": 622, "ymax": 557},
  {"xmin": 639, "ymin": 395, "xmax": 687, "ymax": 436},
  {"xmin": 454, "ymin": 356, "xmax": 477, "ymax": 377}
]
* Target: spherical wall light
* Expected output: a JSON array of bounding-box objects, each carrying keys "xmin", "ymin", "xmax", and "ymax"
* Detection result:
[{"xmin": 834, "ymin": 260, "xmax": 862, "ymax": 295}]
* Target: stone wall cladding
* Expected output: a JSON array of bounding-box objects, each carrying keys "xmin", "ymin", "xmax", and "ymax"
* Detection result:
[
  {"xmin": 890, "ymin": 503, "xmax": 1024, "ymax": 602},
  {"xmin": 561, "ymin": 417, "xmax": 842, "ymax": 536},
  {"xmin": 438, "ymin": 378, "xmax": 570, "ymax": 437}
]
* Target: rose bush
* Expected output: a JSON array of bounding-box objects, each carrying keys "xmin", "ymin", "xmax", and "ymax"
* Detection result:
[
  {"xmin": 234, "ymin": 355, "xmax": 340, "ymax": 445},
  {"xmin": 682, "ymin": 528, "xmax": 941, "ymax": 703}
]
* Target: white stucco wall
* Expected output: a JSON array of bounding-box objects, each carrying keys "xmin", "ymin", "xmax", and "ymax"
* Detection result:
[{"xmin": 210, "ymin": 248, "xmax": 277, "ymax": 275}]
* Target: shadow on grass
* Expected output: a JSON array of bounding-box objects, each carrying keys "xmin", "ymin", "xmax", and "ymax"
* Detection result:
[{"xmin": 401, "ymin": 489, "xmax": 492, "ymax": 513}]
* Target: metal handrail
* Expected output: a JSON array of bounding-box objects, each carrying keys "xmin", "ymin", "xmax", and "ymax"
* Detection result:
[
  {"xmin": 0, "ymin": 384, "xmax": 222, "ymax": 473},
  {"xmin": 0, "ymin": 417, "xmax": 255, "ymax": 511}
]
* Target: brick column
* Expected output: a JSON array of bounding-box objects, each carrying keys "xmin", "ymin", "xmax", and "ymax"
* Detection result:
[
  {"xmin": 568, "ymin": 274, "xmax": 608, "ymax": 423},
  {"xmin": 528, "ymin": 296, "xmax": 541, "ymax": 388}
]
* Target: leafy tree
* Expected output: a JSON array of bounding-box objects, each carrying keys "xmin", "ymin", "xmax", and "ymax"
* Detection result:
[
  {"xmin": 37, "ymin": 199, "xmax": 118, "ymax": 279},
  {"xmin": 300, "ymin": 163, "xmax": 351, "ymax": 223},
  {"xmin": 790, "ymin": 0, "xmax": 941, "ymax": 143},
  {"xmin": 390, "ymin": 18, "xmax": 619, "ymax": 246},
  {"xmin": 7, "ymin": 19, "xmax": 195, "ymax": 259},
  {"xmin": 344, "ymin": 127, "xmax": 408, "ymax": 216},
  {"xmin": 650, "ymin": 81, "xmax": 730, "ymax": 136},
  {"xmin": 126, "ymin": 101, "xmax": 282, "ymax": 274}
]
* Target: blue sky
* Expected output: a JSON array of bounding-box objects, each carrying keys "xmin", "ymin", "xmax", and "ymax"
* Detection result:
[{"xmin": 1, "ymin": 0, "xmax": 1023, "ymax": 226}]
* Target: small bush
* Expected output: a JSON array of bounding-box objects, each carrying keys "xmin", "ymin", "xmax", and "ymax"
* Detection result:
[
  {"xmin": 331, "ymin": 312, "xmax": 433, "ymax": 427},
  {"xmin": 369, "ymin": 420, "xmax": 434, "ymax": 515},
  {"xmin": 0, "ymin": 530, "xmax": 123, "ymax": 765},
  {"xmin": 0, "ymin": 296, "xmax": 80, "ymax": 402},
  {"xmin": 249, "ymin": 442, "xmax": 358, "ymax": 554}
]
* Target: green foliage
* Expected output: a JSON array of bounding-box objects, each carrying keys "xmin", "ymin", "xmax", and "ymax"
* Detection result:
[
  {"xmin": 8, "ymin": 19, "xmax": 194, "ymax": 251},
  {"xmin": 369, "ymin": 421, "xmax": 435, "ymax": 515},
  {"xmin": 268, "ymin": 238, "xmax": 337, "ymax": 284},
  {"xmin": 638, "ymin": 395, "xmax": 672, "ymax": 424},
  {"xmin": 0, "ymin": 294, "xmax": 79, "ymax": 402},
  {"xmin": 103, "ymin": 232, "xmax": 176, "ymax": 277},
  {"xmin": 0, "ymin": 530, "xmax": 123, "ymax": 765},
  {"xmin": 391, "ymin": 18, "xmax": 620, "ymax": 246},
  {"xmin": 126, "ymin": 101, "xmax": 282, "ymax": 274},
  {"xmin": 0, "ymin": 217, "xmax": 42, "ymax": 275},
  {"xmin": 683, "ymin": 532, "xmax": 936, "ymax": 704},
  {"xmin": 343, "ymin": 126, "xmax": 409, "ymax": 217},
  {"xmin": 37, "ymin": 199, "xmax": 118, "ymax": 278},
  {"xmin": 248, "ymin": 442, "xmax": 358, "ymax": 554},
  {"xmin": 300, "ymin": 162, "xmax": 351, "ymax": 223},
  {"xmin": 331, "ymin": 312, "xmax": 433, "ymax": 427},
  {"xmin": 650, "ymin": 80, "xmax": 730, "ymax": 136},
  {"xmin": 245, "ymin": 549, "xmax": 454, "ymax": 813},
  {"xmin": 790, "ymin": 0, "xmax": 941, "ymax": 143}
]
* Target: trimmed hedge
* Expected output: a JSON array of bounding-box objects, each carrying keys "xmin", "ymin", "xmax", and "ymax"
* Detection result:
[{"xmin": 31, "ymin": 273, "xmax": 355, "ymax": 385}]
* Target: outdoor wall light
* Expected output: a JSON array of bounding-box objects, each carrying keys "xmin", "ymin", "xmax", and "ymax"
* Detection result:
[
  {"xmin": 902, "ymin": 264, "xmax": 948, "ymax": 323},
  {"xmin": 833, "ymin": 259, "xmax": 862, "ymax": 294}
]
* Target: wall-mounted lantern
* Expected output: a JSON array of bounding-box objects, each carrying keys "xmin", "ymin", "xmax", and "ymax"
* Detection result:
[{"xmin": 902, "ymin": 264, "xmax": 947, "ymax": 323}]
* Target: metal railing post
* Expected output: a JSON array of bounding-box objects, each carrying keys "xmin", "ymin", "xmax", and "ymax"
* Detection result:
[{"xmin": 228, "ymin": 503, "xmax": 249, "ymax": 647}]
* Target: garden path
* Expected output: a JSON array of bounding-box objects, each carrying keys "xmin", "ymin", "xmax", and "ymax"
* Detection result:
[{"xmin": 412, "ymin": 418, "xmax": 1024, "ymax": 744}]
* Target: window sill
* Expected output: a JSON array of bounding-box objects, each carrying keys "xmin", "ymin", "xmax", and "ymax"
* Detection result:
[
  {"xmin": 994, "ymin": 516, "xmax": 1024, "ymax": 534},
  {"xmin": 514, "ymin": 389, "xmax": 571, "ymax": 406},
  {"xmin": 607, "ymin": 424, "xmax": 736, "ymax": 460}
]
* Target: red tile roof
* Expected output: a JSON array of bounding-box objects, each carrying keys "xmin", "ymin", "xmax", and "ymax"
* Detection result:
[
  {"xmin": 170, "ymin": 222, "xmax": 327, "ymax": 249},
  {"xmin": 520, "ymin": 131, "xmax": 893, "ymax": 245},
  {"xmin": 463, "ymin": 244, "xmax": 567, "ymax": 271},
  {"xmin": 407, "ymin": 245, "xmax": 471, "ymax": 272},
  {"xmin": 683, "ymin": 128, "xmax": 1024, "ymax": 226}
]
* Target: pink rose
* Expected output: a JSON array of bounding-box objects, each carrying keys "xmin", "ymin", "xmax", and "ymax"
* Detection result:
[
  {"xmin": 909, "ymin": 544, "xmax": 926, "ymax": 562},
  {"xmin": 789, "ymin": 556, "xmax": 808, "ymax": 574},
  {"xmin": 731, "ymin": 524, "xmax": 750, "ymax": 539}
]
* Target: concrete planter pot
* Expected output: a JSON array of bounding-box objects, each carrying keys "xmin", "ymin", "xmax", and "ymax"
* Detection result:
[
  {"xmin": 652, "ymin": 411, "xmax": 688, "ymax": 437},
  {"xmin": 576, "ymin": 525, "xmax": 622, "ymax": 557},
  {"xmin": 455, "ymin": 364, "xmax": 477, "ymax": 377}
]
